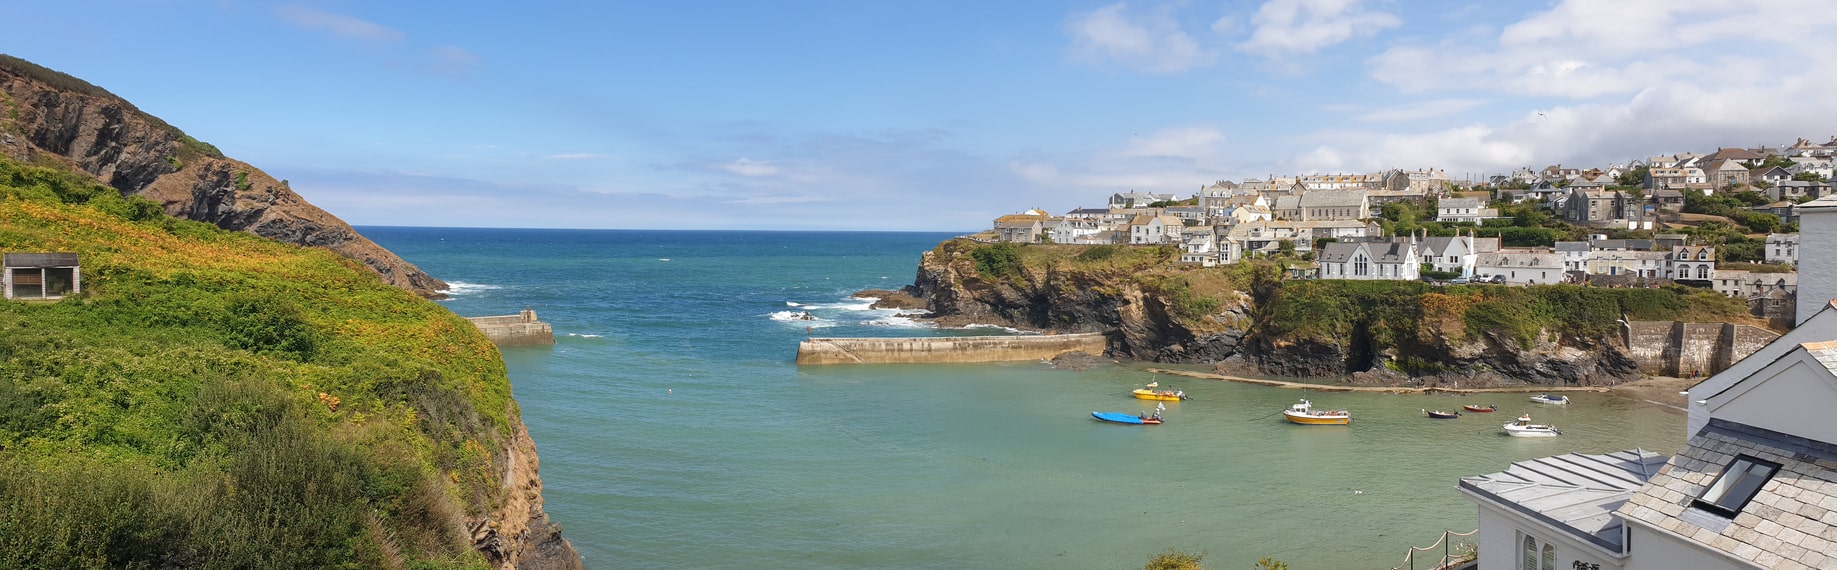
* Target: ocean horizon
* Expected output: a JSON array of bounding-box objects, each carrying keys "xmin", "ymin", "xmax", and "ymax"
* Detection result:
[{"xmin": 359, "ymin": 226, "xmax": 1688, "ymax": 569}]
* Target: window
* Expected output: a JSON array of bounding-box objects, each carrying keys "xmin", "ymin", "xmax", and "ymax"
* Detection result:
[
  {"xmin": 1354, "ymin": 257, "xmax": 1369, "ymax": 276},
  {"xmin": 1523, "ymin": 536, "xmax": 1537, "ymax": 570},
  {"xmin": 1693, "ymin": 454, "xmax": 1781, "ymax": 517},
  {"xmin": 1698, "ymin": 266, "xmax": 1709, "ymax": 279}
]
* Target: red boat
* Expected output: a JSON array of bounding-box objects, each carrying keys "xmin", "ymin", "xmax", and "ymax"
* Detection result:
[{"xmin": 1462, "ymin": 404, "xmax": 1497, "ymax": 413}]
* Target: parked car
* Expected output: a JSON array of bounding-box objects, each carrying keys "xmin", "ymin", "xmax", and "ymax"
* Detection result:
[
  {"xmin": 1449, "ymin": 276, "xmax": 1470, "ymax": 285},
  {"xmin": 1487, "ymin": 275, "xmax": 1506, "ymax": 284}
]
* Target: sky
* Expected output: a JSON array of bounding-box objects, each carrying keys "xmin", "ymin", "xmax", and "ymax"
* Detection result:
[{"xmin": 9, "ymin": 0, "xmax": 1837, "ymax": 231}]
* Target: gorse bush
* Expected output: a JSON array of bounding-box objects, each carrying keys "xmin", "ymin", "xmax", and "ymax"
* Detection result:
[{"xmin": 970, "ymin": 242, "xmax": 1024, "ymax": 280}]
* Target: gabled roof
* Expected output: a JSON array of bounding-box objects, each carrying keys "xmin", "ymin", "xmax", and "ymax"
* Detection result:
[
  {"xmin": 1315, "ymin": 241, "xmax": 1365, "ymax": 264},
  {"xmin": 1554, "ymin": 241, "xmax": 1590, "ymax": 253},
  {"xmin": 1298, "ymin": 189, "xmax": 1368, "ymax": 208},
  {"xmin": 1463, "ymin": 450, "xmax": 1667, "ymax": 553},
  {"xmin": 1439, "ymin": 197, "xmax": 1483, "ymax": 210},
  {"xmin": 1615, "ymin": 418, "xmax": 1837, "ymax": 567}
]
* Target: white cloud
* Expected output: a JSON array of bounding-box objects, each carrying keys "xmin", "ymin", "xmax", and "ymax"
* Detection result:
[
  {"xmin": 1356, "ymin": 98, "xmax": 1486, "ymax": 122},
  {"xmin": 1065, "ymin": 3, "xmax": 1218, "ymax": 73},
  {"xmin": 721, "ymin": 158, "xmax": 781, "ymax": 177},
  {"xmin": 1240, "ymin": 0, "xmax": 1401, "ymax": 57},
  {"xmin": 274, "ymin": 5, "xmax": 404, "ymax": 42},
  {"xmin": 1123, "ymin": 127, "xmax": 1225, "ymax": 158}
]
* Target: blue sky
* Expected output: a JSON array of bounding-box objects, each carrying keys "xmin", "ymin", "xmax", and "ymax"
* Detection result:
[{"xmin": 10, "ymin": 1, "xmax": 1837, "ymax": 230}]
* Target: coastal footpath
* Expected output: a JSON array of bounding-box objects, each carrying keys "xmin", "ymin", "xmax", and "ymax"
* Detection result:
[{"xmin": 897, "ymin": 239, "xmax": 1769, "ymax": 386}]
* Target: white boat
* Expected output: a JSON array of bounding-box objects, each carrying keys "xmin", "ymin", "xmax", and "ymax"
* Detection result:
[
  {"xmin": 1503, "ymin": 414, "xmax": 1561, "ymax": 437},
  {"xmin": 1529, "ymin": 394, "xmax": 1570, "ymax": 405}
]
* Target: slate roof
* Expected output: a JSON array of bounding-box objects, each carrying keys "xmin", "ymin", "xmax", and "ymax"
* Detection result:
[
  {"xmin": 1614, "ymin": 418, "xmax": 1837, "ymax": 570},
  {"xmin": 2, "ymin": 253, "xmax": 79, "ymax": 267},
  {"xmin": 1316, "ymin": 241, "xmax": 1361, "ymax": 264},
  {"xmin": 1461, "ymin": 449, "xmax": 1669, "ymax": 553},
  {"xmin": 1298, "ymin": 189, "xmax": 1368, "ymax": 208},
  {"xmin": 1440, "ymin": 197, "xmax": 1483, "ymax": 210},
  {"xmin": 1555, "ymin": 241, "xmax": 1591, "ymax": 253}
]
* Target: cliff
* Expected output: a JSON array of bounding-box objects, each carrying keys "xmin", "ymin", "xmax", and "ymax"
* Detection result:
[
  {"xmin": 906, "ymin": 239, "xmax": 1761, "ymax": 386},
  {"xmin": 0, "ymin": 54, "xmax": 447, "ymax": 298}
]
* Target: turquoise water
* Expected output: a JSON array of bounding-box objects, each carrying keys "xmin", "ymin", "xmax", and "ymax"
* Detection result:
[{"xmin": 360, "ymin": 228, "xmax": 1687, "ymax": 570}]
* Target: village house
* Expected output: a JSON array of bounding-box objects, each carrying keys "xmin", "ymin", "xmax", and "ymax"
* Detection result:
[
  {"xmin": 1178, "ymin": 231, "xmax": 1218, "ymax": 266},
  {"xmin": 1649, "ymin": 188, "xmax": 1686, "ymax": 211},
  {"xmin": 992, "ymin": 210, "xmax": 1051, "ymax": 243},
  {"xmin": 1196, "ymin": 180, "xmax": 1240, "ymax": 218},
  {"xmin": 1317, "ymin": 238, "xmax": 1420, "ymax": 281},
  {"xmin": 1705, "ymin": 159, "xmax": 1752, "ymax": 190},
  {"xmin": 1588, "ymin": 250, "xmax": 1668, "ymax": 278},
  {"xmin": 1767, "ymin": 180, "xmax": 1828, "ymax": 202},
  {"xmin": 1754, "ymin": 201, "xmax": 1799, "ymax": 225},
  {"xmin": 1647, "ymin": 166, "xmax": 1708, "ymax": 189},
  {"xmin": 3, "ymin": 252, "xmax": 81, "ymax": 301},
  {"xmin": 1555, "ymin": 241, "xmax": 1591, "ymax": 273},
  {"xmin": 1749, "ymin": 165, "xmax": 1792, "ymax": 186},
  {"xmin": 1050, "ymin": 217, "xmax": 1104, "ymax": 245},
  {"xmin": 1766, "ymin": 233, "xmax": 1798, "ymax": 266},
  {"xmin": 1436, "ymin": 197, "xmax": 1496, "ymax": 224},
  {"xmin": 1563, "ymin": 188, "xmax": 1629, "ymax": 227},
  {"xmin": 1128, "ymin": 214, "xmax": 1183, "ymax": 245},
  {"xmin": 1668, "ymin": 245, "xmax": 1716, "ymax": 282},
  {"xmin": 1418, "ymin": 234, "xmax": 1499, "ymax": 276},
  {"xmin": 1474, "ymin": 250, "xmax": 1567, "ymax": 285},
  {"xmin": 1297, "ymin": 189, "xmax": 1370, "ymax": 221},
  {"xmin": 1710, "ymin": 269, "xmax": 1797, "ymax": 299},
  {"xmin": 1270, "ymin": 195, "xmax": 1302, "ymax": 220},
  {"xmin": 1108, "ymin": 191, "xmax": 1176, "ymax": 209}
]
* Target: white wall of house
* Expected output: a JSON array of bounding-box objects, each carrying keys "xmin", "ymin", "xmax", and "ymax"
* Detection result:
[
  {"xmin": 1470, "ymin": 499, "xmax": 1626, "ymax": 570},
  {"xmin": 1798, "ymin": 197, "xmax": 1837, "ymax": 324},
  {"xmin": 1622, "ymin": 524, "xmax": 1755, "ymax": 570},
  {"xmin": 1705, "ymin": 352, "xmax": 1837, "ymax": 445}
]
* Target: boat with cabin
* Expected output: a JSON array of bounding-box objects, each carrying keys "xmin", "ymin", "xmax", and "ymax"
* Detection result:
[
  {"xmin": 1503, "ymin": 414, "xmax": 1561, "ymax": 437},
  {"xmin": 1281, "ymin": 399, "xmax": 1350, "ymax": 425}
]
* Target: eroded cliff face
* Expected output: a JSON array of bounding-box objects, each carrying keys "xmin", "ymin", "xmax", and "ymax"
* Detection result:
[
  {"xmin": 905, "ymin": 244, "xmax": 1250, "ymax": 363},
  {"xmin": 908, "ymin": 240, "xmax": 1640, "ymax": 386},
  {"xmin": 473, "ymin": 420, "xmax": 583, "ymax": 570},
  {"xmin": 0, "ymin": 59, "xmax": 447, "ymax": 297}
]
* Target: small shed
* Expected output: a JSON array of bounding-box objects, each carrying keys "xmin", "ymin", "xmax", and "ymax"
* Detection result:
[{"xmin": 4, "ymin": 252, "xmax": 81, "ymax": 300}]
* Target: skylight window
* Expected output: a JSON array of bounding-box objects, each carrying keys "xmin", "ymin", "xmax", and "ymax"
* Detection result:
[{"xmin": 1693, "ymin": 454, "xmax": 1781, "ymax": 517}]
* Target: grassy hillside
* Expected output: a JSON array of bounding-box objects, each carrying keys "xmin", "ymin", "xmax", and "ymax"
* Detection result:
[{"xmin": 0, "ymin": 157, "xmax": 506, "ymax": 568}]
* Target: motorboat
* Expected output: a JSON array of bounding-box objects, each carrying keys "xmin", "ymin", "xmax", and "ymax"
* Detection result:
[
  {"xmin": 1425, "ymin": 409, "xmax": 1460, "ymax": 419},
  {"xmin": 1092, "ymin": 411, "xmax": 1161, "ymax": 425},
  {"xmin": 1503, "ymin": 414, "xmax": 1561, "ymax": 437},
  {"xmin": 1281, "ymin": 399, "xmax": 1350, "ymax": 425},
  {"xmin": 1462, "ymin": 404, "xmax": 1497, "ymax": 413},
  {"xmin": 1530, "ymin": 394, "xmax": 1570, "ymax": 405},
  {"xmin": 1131, "ymin": 388, "xmax": 1188, "ymax": 401}
]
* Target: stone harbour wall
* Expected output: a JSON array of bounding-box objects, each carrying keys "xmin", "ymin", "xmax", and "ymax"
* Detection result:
[
  {"xmin": 467, "ymin": 308, "xmax": 555, "ymax": 347},
  {"xmin": 796, "ymin": 333, "xmax": 1107, "ymax": 365},
  {"xmin": 1622, "ymin": 321, "xmax": 1779, "ymax": 377}
]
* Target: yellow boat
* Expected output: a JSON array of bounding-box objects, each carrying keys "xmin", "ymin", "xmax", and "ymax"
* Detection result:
[
  {"xmin": 1131, "ymin": 388, "xmax": 1187, "ymax": 401},
  {"xmin": 1281, "ymin": 399, "xmax": 1350, "ymax": 425}
]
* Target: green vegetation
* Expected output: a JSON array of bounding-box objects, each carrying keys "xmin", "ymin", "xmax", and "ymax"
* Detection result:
[
  {"xmin": 1251, "ymin": 558, "xmax": 1289, "ymax": 570},
  {"xmin": 234, "ymin": 169, "xmax": 252, "ymax": 191},
  {"xmin": 1143, "ymin": 548, "xmax": 1205, "ymax": 570},
  {"xmin": 970, "ymin": 242, "xmax": 1024, "ymax": 280},
  {"xmin": 0, "ymin": 54, "xmax": 224, "ymax": 161},
  {"xmin": 0, "ymin": 155, "xmax": 505, "ymax": 567}
]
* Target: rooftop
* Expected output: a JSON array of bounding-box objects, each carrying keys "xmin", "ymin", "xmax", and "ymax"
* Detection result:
[{"xmin": 1461, "ymin": 449, "xmax": 1669, "ymax": 553}]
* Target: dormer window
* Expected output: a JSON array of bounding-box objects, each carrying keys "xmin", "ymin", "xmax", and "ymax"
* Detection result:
[{"xmin": 1693, "ymin": 454, "xmax": 1781, "ymax": 518}]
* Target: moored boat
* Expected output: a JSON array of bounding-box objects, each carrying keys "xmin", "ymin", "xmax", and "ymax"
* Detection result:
[
  {"xmin": 1503, "ymin": 414, "xmax": 1560, "ymax": 437},
  {"xmin": 1281, "ymin": 399, "xmax": 1350, "ymax": 425},
  {"xmin": 1426, "ymin": 409, "xmax": 1460, "ymax": 419},
  {"xmin": 1092, "ymin": 411, "xmax": 1161, "ymax": 425},
  {"xmin": 1131, "ymin": 388, "xmax": 1188, "ymax": 401},
  {"xmin": 1530, "ymin": 394, "xmax": 1570, "ymax": 405},
  {"xmin": 1462, "ymin": 404, "xmax": 1497, "ymax": 413}
]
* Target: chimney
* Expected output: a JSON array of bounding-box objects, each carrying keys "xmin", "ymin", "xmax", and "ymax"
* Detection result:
[{"xmin": 1797, "ymin": 195, "xmax": 1837, "ymax": 325}]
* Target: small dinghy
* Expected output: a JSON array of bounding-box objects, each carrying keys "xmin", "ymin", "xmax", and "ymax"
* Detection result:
[
  {"xmin": 1092, "ymin": 411, "xmax": 1162, "ymax": 425},
  {"xmin": 1425, "ymin": 409, "xmax": 1461, "ymax": 419},
  {"xmin": 1530, "ymin": 394, "xmax": 1570, "ymax": 405},
  {"xmin": 1462, "ymin": 404, "xmax": 1497, "ymax": 413}
]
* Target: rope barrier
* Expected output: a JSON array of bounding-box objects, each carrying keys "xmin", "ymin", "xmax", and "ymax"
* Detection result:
[{"xmin": 1390, "ymin": 529, "xmax": 1478, "ymax": 570}]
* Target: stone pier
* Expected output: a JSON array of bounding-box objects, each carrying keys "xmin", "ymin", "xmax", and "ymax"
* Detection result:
[
  {"xmin": 466, "ymin": 308, "xmax": 555, "ymax": 347},
  {"xmin": 796, "ymin": 333, "xmax": 1107, "ymax": 365}
]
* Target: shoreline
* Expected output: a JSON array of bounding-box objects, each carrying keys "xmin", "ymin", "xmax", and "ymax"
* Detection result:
[{"xmin": 1147, "ymin": 368, "xmax": 1695, "ymax": 413}]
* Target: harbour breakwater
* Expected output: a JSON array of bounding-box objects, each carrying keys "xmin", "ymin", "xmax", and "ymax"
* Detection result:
[
  {"xmin": 467, "ymin": 308, "xmax": 555, "ymax": 346},
  {"xmin": 796, "ymin": 333, "xmax": 1106, "ymax": 365}
]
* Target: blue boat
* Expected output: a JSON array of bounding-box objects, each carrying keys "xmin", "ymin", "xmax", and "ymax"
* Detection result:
[{"xmin": 1092, "ymin": 411, "xmax": 1161, "ymax": 425}]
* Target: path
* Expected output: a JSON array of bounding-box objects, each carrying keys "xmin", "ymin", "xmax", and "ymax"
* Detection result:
[{"xmin": 1145, "ymin": 368, "xmax": 1612, "ymax": 395}]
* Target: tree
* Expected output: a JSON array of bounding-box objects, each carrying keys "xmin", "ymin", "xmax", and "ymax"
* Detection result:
[
  {"xmin": 1758, "ymin": 155, "xmax": 1795, "ymax": 170},
  {"xmin": 1616, "ymin": 165, "xmax": 1650, "ymax": 187},
  {"xmin": 1794, "ymin": 171, "xmax": 1827, "ymax": 182}
]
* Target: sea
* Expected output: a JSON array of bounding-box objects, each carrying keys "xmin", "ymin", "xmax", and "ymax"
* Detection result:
[{"xmin": 358, "ymin": 227, "xmax": 1688, "ymax": 570}]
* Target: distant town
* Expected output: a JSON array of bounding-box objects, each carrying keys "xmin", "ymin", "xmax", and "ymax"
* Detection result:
[{"xmin": 985, "ymin": 139, "xmax": 1826, "ymax": 326}]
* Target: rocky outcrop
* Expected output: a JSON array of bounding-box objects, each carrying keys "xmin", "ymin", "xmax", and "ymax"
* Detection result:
[
  {"xmin": 473, "ymin": 420, "xmax": 582, "ymax": 570},
  {"xmin": 902, "ymin": 242, "xmax": 1251, "ymax": 364},
  {"xmin": 0, "ymin": 55, "xmax": 446, "ymax": 297},
  {"xmin": 904, "ymin": 239, "xmax": 1642, "ymax": 386}
]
